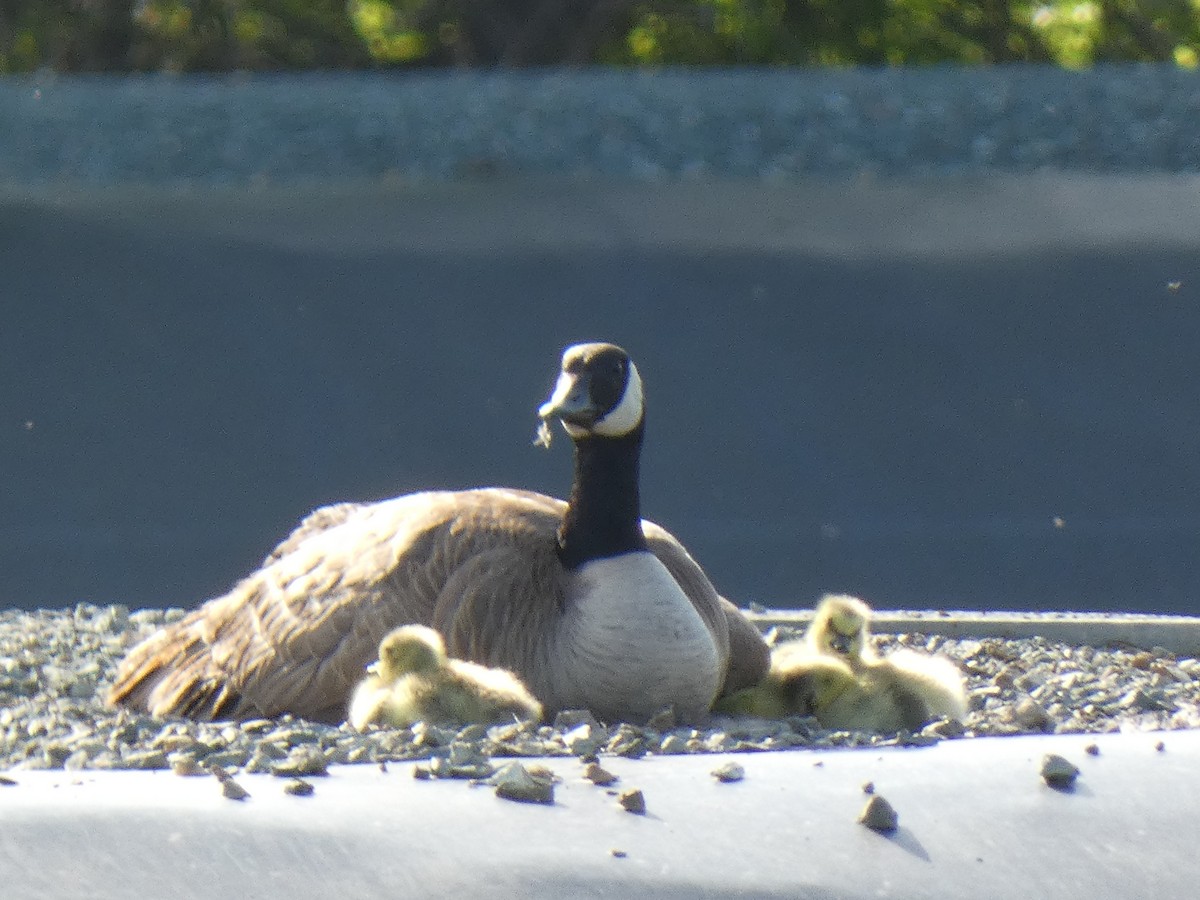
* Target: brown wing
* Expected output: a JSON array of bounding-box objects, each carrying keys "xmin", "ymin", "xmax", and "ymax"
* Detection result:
[
  {"xmin": 107, "ymin": 489, "xmax": 567, "ymax": 723},
  {"xmin": 261, "ymin": 501, "xmax": 365, "ymax": 564},
  {"xmin": 717, "ymin": 597, "xmax": 771, "ymax": 695}
]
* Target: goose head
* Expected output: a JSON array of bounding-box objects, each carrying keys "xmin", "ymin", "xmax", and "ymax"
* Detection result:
[{"xmin": 536, "ymin": 342, "xmax": 644, "ymax": 445}]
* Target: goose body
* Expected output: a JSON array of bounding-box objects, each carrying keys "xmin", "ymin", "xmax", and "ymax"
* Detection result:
[
  {"xmin": 109, "ymin": 343, "xmax": 769, "ymax": 725},
  {"xmin": 349, "ymin": 625, "xmax": 542, "ymax": 729}
]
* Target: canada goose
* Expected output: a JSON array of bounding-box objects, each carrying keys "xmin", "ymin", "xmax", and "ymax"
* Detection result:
[
  {"xmin": 108, "ymin": 342, "xmax": 770, "ymax": 725},
  {"xmin": 348, "ymin": 625, "xmax": 542, "ymax": 729},
  {"xmin": 805, "ymin": 593, "xmax": 968, "ymax": 725}
]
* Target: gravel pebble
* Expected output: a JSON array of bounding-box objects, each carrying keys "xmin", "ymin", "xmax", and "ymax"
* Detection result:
[
  {"xmin": 618, "ymin": 788, "xmax": 646, "ymax": 815},
  {"xmin": 1040, "ymin": 754, "xmax": 1081, "ymax": 790},
  {"xmin": 858, "ymin": 795, "xmax": 899, "ymax": 833},
  {"xmin": 583, "ymin": 762, "xmax": 619, "ymax": 786},
  {"xmin": 219, "ymin": 776, "xmax": 251, "ymax": 801},
  {"xmin": 711, "ymin": 761, "xmax": 745, "ymax": 783},
  {"xmin": 1, "ymin": 604, "xmax": 1197, "ymax": 774},
  {"xmin": 491, "ymin": 762, "xmax": 555, "ymax": 805}
]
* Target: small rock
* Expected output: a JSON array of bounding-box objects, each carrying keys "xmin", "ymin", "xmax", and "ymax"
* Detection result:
[
  {"xmin": 123, "ymin": 749, "xmax": 170, "ymax": 770},
  {"xmin": 271, "ymin": 745, "xmax": 329, "ymax": 778},
  {"xmin": 170, "ymin": 756, "xmax": 207, "ymax": 777},
  {"xmin": 1041, "ymin": 754, "xmax": 1080, "ymax": 790},
  {"xmin": 1118, "ymin": 688, "xmax": 1169, "ymax": 712},
  {"xmin": 1014, "ymin": 697, "xmax": 1055, "ymax": 731},
  {"xmin": 203, "ymin": 750, "xmax": 250, "ymax": 771},
  {"xmin": 858, "ymin": 795, "xmax": 898, "ymax": 833},
  {"xmin": 893, "ymin": 733, "xmax": 940, "ymax": 748},
  {"xmin": 222, "ymin": 778, "xmax": 251, "ymax": 801},
  {"xmin": 711, "ymin": 761, "xmax": 744, "ymax": 783},
  {"xmin": 1155, "ymin": 741, "xmax": 1166, "ymax": 752},
  {"xmin": 618, "ymin": 788, "xmax": 646, "ymax": 815},
  {"xmin": 658, "ymin": 734, "xmax": 688, "ymax": 755},
  {"xmin": 0, "ymin": 775, "xmax": 17, "ymax": 786},
  {"xmin": 583, "ymin": 762, "xmax": 619, "ymax": 786},
  {"xmin": 563, "ymin": 722, "xmax": 605, "ymax": 757},
  {"xmin": 611, "ymin": 737, "xmax": 648, "ymax": 759},
  {"xmin": 553, "ymin": 710, "xmax": 600, "ymax": 731},
  {"xmin": 610, "ymin": 849, "xmax": 628, "ymax": 859},
  {"xmin": 924, "ymin": 718, "xmax": 965, "ymax": 739},
  {"xmin": 429, "ymin": 743, "xmax": 495, "ymax": 780},
  {"xmin": 492, "ymin": 762, "xmax": 555, "ymax": 805},
  {"xmin": 283, "ymin": 779, "xmax": 314, "ymax": 797},
  {"xmin": 862, "ymin": 781, "xmax": 875, "ymax": 794},
  {"xmin": 1084, "ymin": 744, "xmax": 1100, "ymax": 757},
  {"xmin": 645, "ymin": 707, "xmax": 677, "ymax": 731}
]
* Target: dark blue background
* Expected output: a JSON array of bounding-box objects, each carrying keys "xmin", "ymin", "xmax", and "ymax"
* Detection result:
[{"xmin": 4, "ymin": 178, "xmax": 1198, "ymax": 614}]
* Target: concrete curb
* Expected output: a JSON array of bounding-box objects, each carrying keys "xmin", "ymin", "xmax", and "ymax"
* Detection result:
[
  {"xmin": 749, "ymin": 610, "xmax": 1200, "ymax": 656},
  {"xmin": 5, "ymin": 732, "xmax": 1199, "ymax": 900}
]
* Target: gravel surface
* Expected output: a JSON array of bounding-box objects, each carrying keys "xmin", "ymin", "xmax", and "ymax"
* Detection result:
[
  {"xmin": 2, "ymin": 67, "xmax": 1200, "ymax": 184},
  {"xmin": 2, "ymin": 603, "xmax": 1197, "ymax": 774}
]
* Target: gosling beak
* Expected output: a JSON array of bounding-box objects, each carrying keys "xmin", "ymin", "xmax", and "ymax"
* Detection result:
[{"xmin": 828, "ymin": 631, "xmax": 855, "ymax": 656}]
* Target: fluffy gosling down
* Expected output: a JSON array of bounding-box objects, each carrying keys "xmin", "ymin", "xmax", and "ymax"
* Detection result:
[
  {"xmin": 716, "ymin": 595, "xmax": 968, "ymax": 733},
  {"xmin": 350, "ymin": 625, "xmax": 543, "ymax": 729}
]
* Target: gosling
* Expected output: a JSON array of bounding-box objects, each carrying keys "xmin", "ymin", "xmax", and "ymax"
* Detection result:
[
  {"xmin": 804, "ymin": 593, "xmax": 968, "ymax": 726},
  {"xmin": 349, "ymin": 625, "xmax": 543, "ymax": 729},
  {"xmin": 712, "ymin": 645, "xmax": 856, "ymax": 720}
]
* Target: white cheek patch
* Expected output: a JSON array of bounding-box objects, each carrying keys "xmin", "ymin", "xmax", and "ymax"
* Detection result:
[{"xmin": 592, "ymin": 362, "xmax": 643, "ymax": 437}]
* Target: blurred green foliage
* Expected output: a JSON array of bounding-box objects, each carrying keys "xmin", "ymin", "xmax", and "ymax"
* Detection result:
[{"xmin": 1, "ymin": 0, "xmax": 1197, "ymax": 72}]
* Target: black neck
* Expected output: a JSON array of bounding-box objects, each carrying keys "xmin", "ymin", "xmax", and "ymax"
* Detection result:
[{"xmin": 556, "ymin": 421, "xmax": 648, "ymax": 569}]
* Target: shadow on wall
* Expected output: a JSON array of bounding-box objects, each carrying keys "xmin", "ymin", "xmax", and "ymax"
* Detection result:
[{"xmin": 3, "ymin": 182, "xmax": 1199, "ymax": 614}]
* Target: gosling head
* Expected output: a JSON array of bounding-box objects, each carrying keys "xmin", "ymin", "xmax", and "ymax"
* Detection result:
[
  {"xmin": 376, "ymin": 625, "xmax": 447, "ymax": 680},
  {"xmin": 535, "ymin": 342, "xmax": 643, "ymax": 447},
  {"xmin": 810, "ymin": 594, "xmax": 872, "ymax": 659}
]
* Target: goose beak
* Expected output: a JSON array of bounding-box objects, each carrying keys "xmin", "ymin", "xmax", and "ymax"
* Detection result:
[
  {"xmin": 538, "ymin": 370, "xmax": 596, "ymax": 425},
  {"xmin": 534, "ymin": 370, "xmax": 597, "ymax": 449}
]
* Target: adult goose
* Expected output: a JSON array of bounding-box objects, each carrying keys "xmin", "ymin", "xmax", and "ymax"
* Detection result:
[{"xmin": 109, "ymin": 342, "xmax": 770, "ymax": 724}]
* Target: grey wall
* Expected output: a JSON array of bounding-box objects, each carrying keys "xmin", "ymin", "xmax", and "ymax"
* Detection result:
[{"xmin": 3, "ymin": 70, "xmax": 1200, "ymax": 614}]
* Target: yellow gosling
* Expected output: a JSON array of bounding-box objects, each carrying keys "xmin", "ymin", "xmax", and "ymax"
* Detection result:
[
  {"xmin": 804, "ymin": 594, "xmax": 967, "ymax": 729},
  {"xmin": 349, "ymin": 625, "xmax": 543, "ymax": 729},
  {"xmin": 805, "ymin": 594, "xmax": 875, "ymax": 662}
]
